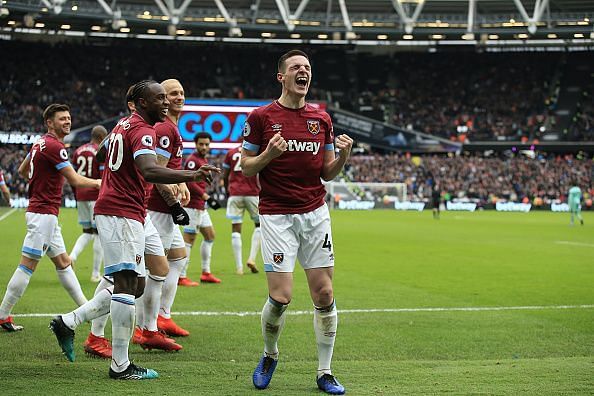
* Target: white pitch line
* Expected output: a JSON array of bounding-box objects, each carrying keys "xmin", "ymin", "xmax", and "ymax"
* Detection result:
[
  {"xmin": 555, "ymin": 241, "xmax": 594, "ymax": 248},
  {"xmin": 0, "ymin": 208, "xmax": 17, "ymax": 222},
  {"xmin": 12, "ymin": 304, "xmax": 594, "ymax": 318}
]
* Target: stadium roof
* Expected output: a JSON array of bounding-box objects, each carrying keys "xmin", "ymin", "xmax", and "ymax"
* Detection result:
[{"xmin": 1, "ymin": 0, "xmax": 593, "ymax": 48}]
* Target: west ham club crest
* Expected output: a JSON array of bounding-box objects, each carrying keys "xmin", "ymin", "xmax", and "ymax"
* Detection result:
[
  {"xmin": 273, "ymin": 253, "xmax": 284, "ymax": 263},
  {"xmin": 307, "ymin": 120, "xmax": 320, "ymax": 135}
]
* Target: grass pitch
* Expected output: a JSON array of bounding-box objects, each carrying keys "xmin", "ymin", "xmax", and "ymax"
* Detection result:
[{"xmin": 0, "ymin": 208, "xmax": 592, "ymax": 394}]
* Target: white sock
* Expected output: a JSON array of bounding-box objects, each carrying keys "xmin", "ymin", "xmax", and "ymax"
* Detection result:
[
  {"xmin": 135, "ymin": 293, "xmax": 144, "ymax": 329},
  {"xmin": 62, "ymin": 287, "xmax": 112, "ymax": 330},
  {"xmin": 160, "ymin": 257, "xmax": 185, "ymax": 319},
  {"xmin": 56, "ymin": 265, "xmax": 88, "ymax": 306},
  {"xmin": 314, "ymin": 301, "xmax": 337, "ymax": 377},
  {"xmin": 248, "ymin": 227, "xmax": 261, "ymax": 263},
  {"xmin": 181, "ymin": 243, "xmax": 192, "ymax": 278},
  {"xmin": 91, "ymin": 277, "xmax": 113, "ymax": 337},
  {"xmin": 91, "ymin": 235, "xmax": 103, "ymax": 278},
  {"xmin": 143, "ymin": 274, "xmax": 166, "ymax": 331},
  {"xmin": 70, "ymin": 233, "xmax": 93, "ymax": 261},
  {"xmin": 110, "ymin": 293, "xmax": 135, "ymax": 373},
  {"xmin": 0, "ymin": 265, "xmax": 32, "ymax": 319},
  {"xmin": 201, "ymin": 240, "xmax": 213, "ymax": 273},
  {"xmin": 261, "ymin": 296, "xmax": 288, "ymax": 358},
  {"xmin": 231, "ymin": 232, "xmax": 242, "ymax": 270}
]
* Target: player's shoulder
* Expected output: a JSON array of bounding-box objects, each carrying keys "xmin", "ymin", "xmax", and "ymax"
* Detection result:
[{"xmin": 154, "ymin": 119, "xmax": 176, "ymax": 135}]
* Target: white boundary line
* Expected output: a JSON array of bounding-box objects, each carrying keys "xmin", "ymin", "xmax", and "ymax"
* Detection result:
[
  {"xmin": 555, "ymin": 241, "xmax": 594, "ymax": 248},
  {"xmin": 0, "ymin": 208, "xmax": 17, "ymax": 222},
  {"xmin": 12, "ymin": 304, "xmax": 594, "ymax": 318}
]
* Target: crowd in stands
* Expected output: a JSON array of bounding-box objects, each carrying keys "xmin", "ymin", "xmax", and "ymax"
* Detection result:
[
  {"xmin": 343, "ymin": 152, "xmax": 592, "ymax": 206},
  {"xmin": 1, "ymin": 40, "xmax": 593, "ymax": 142},
  {"xmin": 1, "ymin": 140, "xmax": 591, "ymax": 208}
]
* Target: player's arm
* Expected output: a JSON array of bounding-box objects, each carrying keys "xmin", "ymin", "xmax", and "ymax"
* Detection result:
[
  {"xmin": 153, "ymin": 154, "xmax": 179, "ymax": 205},
  {"xmin": 96, "ymin": 134, "xmax": 111, "ymax": 163},
  {"xmin": 222, "ymin": 166, "xmax": 230, "ymax": 195},
  {"xmin": 18, "ymin": 154, "xmax": 31, "ymax": 179},
  {"xmin": 60, "ymin": 165, "xmax": 102, "ymax": 189},
  {"xmin": 0, "ymin": 182, "xmax": 10, "ymax": 204},
  {"xmin": 177, "ymin": 183, "xmax": 190, "ymax": 206},
  {"xmin": 321, "ymin": 134, "xmax": 354, "ymax": 181},
  {"xmin": 135, "ymin": 153, "xmax": 219, "ymax": 184},
  {"xmin": 241, "ymin": 132, "xmax": 287, "ymax": 177}
]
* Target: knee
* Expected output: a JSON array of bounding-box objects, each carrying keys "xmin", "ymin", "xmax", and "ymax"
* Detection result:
[{"xmin": 313, "ymin": 286, "xmax": 334, "ymax": 307}]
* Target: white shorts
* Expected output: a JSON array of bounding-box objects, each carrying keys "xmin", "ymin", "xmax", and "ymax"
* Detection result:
[
  {"xmin": 260, "ymin": 204, "xmax": 334, "ymax": 273},
  {"xmin": 226, "ymin": 196, "xmax": 259, "ymax": 224},
  {"xmin": 22, "ymin": 212, "xmax": 67, "ymax": 259},
  {"xmin": 96, "ymin": 215, "xmax": 146, "ymax": 277},
  {"xmin": 147, "ymin": 210, "xmax": 186, "ymax": 252},
  {"xmin": 144, "ymin": 213, "xmax": 166, "ymax": 257},
  {"xmin": 184, "ymin": 208, "xmax": 213, "ymax": 234},
  {"xmin": 77, "ymin": 201, "xmax": 96, "ymax": 228}
]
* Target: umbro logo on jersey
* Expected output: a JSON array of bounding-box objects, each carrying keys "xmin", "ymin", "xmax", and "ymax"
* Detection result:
[
  {"xmin": 307, "ymin": 120, "xmax": 320, "ymax": 135},
  {"xmin": 286, "ymin": 139, "xmax": 320, "ymax": 155},
  {"xmin": 272, "ymin": 123, "xmax": 282, "ymax": 133}
]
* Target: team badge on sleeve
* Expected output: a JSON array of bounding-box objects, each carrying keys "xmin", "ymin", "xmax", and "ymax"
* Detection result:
[
  {"xmin": 243, "ymin": 121, "xmax": 251, "ymax": 137},
  {"xmin": 307, "ymin": 120, "xmax": 320, "ymax": 135},
  {"xmin": 187, "ymin": 161, "xmax": 196, "ymax": 169},
  {"xmin": 159, "ymin": 136, "xmax": 170, "ymax": 148},
  {"xmin": 59, "ymin": 148, "xmax": 69, "ymax": 160},
  {"xmin": 141, "ymin": 135, "xmax": 153, "ymax": 147},
  {"xmin": 273, "ymin": 253, "xmax": 284, "ymax": 263}
]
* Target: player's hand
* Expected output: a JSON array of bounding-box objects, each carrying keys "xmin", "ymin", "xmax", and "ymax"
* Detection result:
[
  {"xmin": 266, "ymin": 132, "xmax": 287, "ymax": 159},
  {"xmin": 169, "ymin": 202, "xmax": 190, "ymax": 225},
  {"xmin": 335, "ymin": 134, "xmax": 353, "ymax": 158},
  {"xmin": 206, "ymin": 197, "xmax": 221, "ymax": 210},
  {"xmin": 193, "ymin": 165, "xmax": 221, "ymax": 184},
  {"xmin": 178, "ymin": 183, "xmax": 190, "ymax": 206},
  {"xmin": 94, "ymin": 179, "xmax": 102, "ymax": 189},
  {"xmin": 170, "ymin": 184, "xmax": 180, "ymax": 197}
]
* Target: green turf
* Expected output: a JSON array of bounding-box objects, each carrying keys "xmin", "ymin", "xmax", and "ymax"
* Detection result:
[{"xmin": 0, "ymin": 208, "xmax": 593, "ymax": 394}]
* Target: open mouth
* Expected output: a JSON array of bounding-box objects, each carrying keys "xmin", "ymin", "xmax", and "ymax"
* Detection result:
[
  {"xmin": 160, "ymin": 108, "xmax": 168, "ymax": 116},
  {"xmin": 296, "ymin": 76, "xmax": 308, "ymax": 87}
]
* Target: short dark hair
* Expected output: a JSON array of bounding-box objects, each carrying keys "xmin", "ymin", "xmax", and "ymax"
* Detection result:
[
  {"xmin": 125, "ymin": 84, "xmax": 135, "ymax": 103},
  {"xmin": 278, "ymin": 49, "xmax": 309, "ymax": 72},
  {"xmin": 43, "ymin": 104, "xmax": 70, "ymax": 122},
  {"xmin": 194, "ymin": 132, "xmax": 211, "ymax": 143},
  {"xmin": 130, "ymin": 80, "xmax": 158, "ymax": 105}
]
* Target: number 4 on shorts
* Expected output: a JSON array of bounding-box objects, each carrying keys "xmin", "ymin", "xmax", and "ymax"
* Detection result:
[{"xmin": 322, "ymin": 233, "xmax": 332, "ymax": 251}]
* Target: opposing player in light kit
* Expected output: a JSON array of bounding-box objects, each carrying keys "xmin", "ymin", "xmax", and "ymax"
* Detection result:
[
  {"xmin": 70, "ymin": 125, "xmax": 108, "ymax": 281},
  {"xmin": 181, "ymin": 132, "xmax": 222, "ymax": 285},
  {"xmin": 0, "ymin": 104, "xmax": 100, "ymax": 332},
  {"xmin": 145, "ymin": 78, "xmax": 193, "ymax": 337},
  {"xmin": 242, "ymin": 50, "xmax": 353, "ymax": 395},
  {"xmin": 568, "ymin": 182, "xmax": 584, "ymax": 226},
  {"xmin": 222, "ymin": 140, "xmax": 261, "ymax": 275},
  {"xmin": 49, "ymin": 81, "xmax": 219, "ymax": 379}
]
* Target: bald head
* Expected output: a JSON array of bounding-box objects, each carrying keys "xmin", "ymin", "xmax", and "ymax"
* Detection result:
[
  {"xmin": 91, "ymin": 125, "xmax": 108, "ymax": 143},
  {"xmin": 161, "ymin": 78, "xmax": 185, "ymax": 117}
]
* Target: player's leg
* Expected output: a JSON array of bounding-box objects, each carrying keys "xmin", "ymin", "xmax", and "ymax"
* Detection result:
[
  {"xmin": 93, "ymin": 215, "xmax": 157, "ymax": 379},
  {"xmin": 1, "ymin": 212, "xmax": 54, "ymax": 330},
  {"xmin": 49, "ymin": 221, "xmax": 88, "ymax": 306},
  {"xmin": 84, "ymin": 276, "xmax": 114, "ymax": 359},
  {"xmin": 246, "ymin": 197, "xmax": 261, "ymax": 273},
  {"xmin": 199, "ymin": 210, "xmax": 220, "ymax": 283},
  {"xmin": 70, "ymin": 202, "xmax": 95, "ymax": 263},
  {"xmin": 227, "ymin": 196, "xmax": 245, "ymax": 274},
  {"xmin": 253, "ymin": 213, "xmax": 297, "ymax": 390},
  {"xmin": 577, "ymin": 204, "xmax": 584, "ymax": 225},
  {"xmin": 51, "ymin": 276, "xmax": 114, "ymax": 361},
  {"xmin": 180, "ymin": 208, "xmax": 199, "ymax": 286},
  {"xmin": 91, "ymin": 228, "xmax": 103, "ymax": 282},
  {"xmin": 231, "ymin": 222, "xmax": 243, "ymax": 274},
  {"xmin": 300, "ymin": 204, "xmax": 344, "ymax": 395},
  {"xmin": 158, "ymin": 228, "xmax": 190, "ymax": 337}
]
